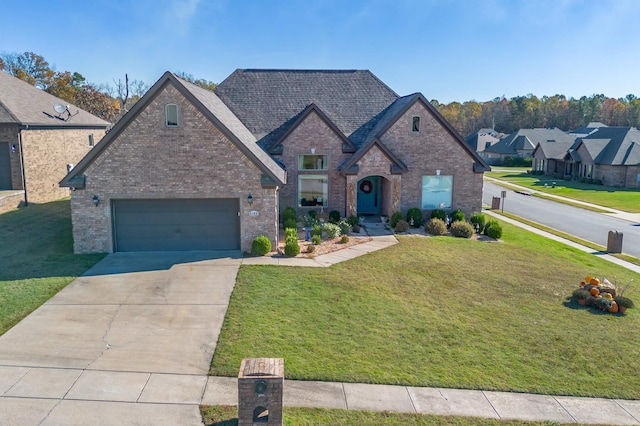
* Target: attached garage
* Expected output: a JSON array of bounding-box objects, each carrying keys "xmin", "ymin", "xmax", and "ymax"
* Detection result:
[{"xmin": 112, "ymin": 198, "xmax": 240, "ymax": 252}]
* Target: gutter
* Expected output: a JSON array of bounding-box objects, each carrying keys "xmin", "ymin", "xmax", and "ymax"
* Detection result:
[{"xmin": 17, "ymin": 126, "xmax": 28, "ymax": 206}]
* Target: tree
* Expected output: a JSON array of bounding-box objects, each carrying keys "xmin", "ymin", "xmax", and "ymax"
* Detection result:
[
  {"xmin": 74, "ymin": 84, "xmax": 120, "ymax": 123},
  {"xmin": 0, "ymin": 51, "xmax": 55, "ymax": 89},
  {"xmin": 175, "ymin": 71, "xmax": 217, "ymax": 90}
]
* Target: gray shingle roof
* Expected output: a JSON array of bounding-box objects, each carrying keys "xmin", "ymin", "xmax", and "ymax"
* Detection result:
[
  {"xmin": 214, "ymin": 69, "xmax": 399, "ymax": 145},
  {"xmin": 581, "ymin": 127, "xmax": 640, "ymax": 165},
  {"xmin": 485, "ymin": 128, "xmax": 573, "ymax": 154},
  {"xmin": 0, "ymin": 71, "xmax": 111, "ymax": 127}
]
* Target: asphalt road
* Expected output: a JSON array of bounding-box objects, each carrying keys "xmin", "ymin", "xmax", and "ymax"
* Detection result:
[{"xmin": 483, "ymin": 181, "xmax": 640, "ymax": 259}]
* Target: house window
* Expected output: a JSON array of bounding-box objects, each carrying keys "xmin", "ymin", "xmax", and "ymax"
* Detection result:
[
  {"xmin": 165, "ymin": 104, "xmax": 178, "ymax": 127},
  {"xmin": 421, "ymin": 175, "xmax": 453, "ymax": 209},
  {"xmin": 298, "ymin": 175, "xmax": 328, "ymax": 207},
  {"xmin": 412, "ymin": 116, "xmax": 420, "ymax": 132},
  {"xmin": 88, "ymin": 134, "xmax": 94, "ymax": 147},
  {"xmin": 298, "ymin": 154, "xmax": 328, "ymax": 170}
]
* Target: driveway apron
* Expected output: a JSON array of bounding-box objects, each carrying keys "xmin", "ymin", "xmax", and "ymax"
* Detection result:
[{"xmin": 0, "ymin": 251, "xmax": 241, "ymax": 425}]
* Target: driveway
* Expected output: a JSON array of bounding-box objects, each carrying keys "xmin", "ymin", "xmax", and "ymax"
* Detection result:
[{"xmin": 0, "ymin": 250, "xmax": 241, "ymax": 425}]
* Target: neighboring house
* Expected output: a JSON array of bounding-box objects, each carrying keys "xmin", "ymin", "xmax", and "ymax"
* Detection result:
[
  {"xmin": 0, "ymin": 71, "xmax": 110, "ymax": 213},
  {"xmin": 531, "ymin": 139, "xmax": 579, "ymax": 177},
  {"xmin": 573, "ymin": 127, "xmax": 640, "ymax": 187},
  {"xmin": 61, "ymin": 70, "xmax": 489, "ymax": 254},
  {"xmin": 568, "ymin": 122, "xmax": 608, "ymax": 138},
  {"xmin": 483, "ymin": 128, "xmax": 574, "ymax": 165},
  {"xmin": 464, "ymin": 128, "xmax": 507, "ymax": 159}
]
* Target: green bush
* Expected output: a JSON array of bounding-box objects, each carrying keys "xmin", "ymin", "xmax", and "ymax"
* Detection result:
[
  {"xmin": 425, "ymin": 218, "xmax": 447, "ymax": 236},
  {"xmin": 451, "ymin": 209, "xmax": 465, "ymax": 223},
  {"xmin": 284, "ymin": 227, "xmax": 297, "ymax": 241},
  {"xmin": 390, "ymin": 211, "xmax": 404, "ymax": 228},
  {"xmin": 300, "ymin": 215, "xmax": 317, "ymax": 228},
  {"xmin": 322, "ymin": 223, "xmax": 341, "ymax": 239},
  {"xmin": 394, "ymin": 219, "xmax": 410, "ymax": 233},
  {"xmin": 430, "ymin": 209, "xmax": 446, "ymax": 221},
  {"xmin": 450, "ymin": 221, "xmax": 474, "ymax": 238},
  {"xmin": 250, "ymin": 235, "xmax": 272, "ymax": 256},
  {"xmin": 469, "ymin": 213, "xmax": 486, "ymax": 232},
  {"xmin": 284, "ymin": 239, "xmax": 300, "ymax": 256},
  {"xmin": 282, "ymin": 207, "xmax": 296, "ymax": 223},
  {"xmin": 283, "ymin": 218, "xmax": 297, "ymax": 230},
  {"xmin": 329, "ymin": 210, "xmax": 340, "ymax": 223},
  {"xmin": 484, "ymin": 220, "xmax": 503, "ymax": 239},
  {"xmin": 340, "ymin": 235, "xmax": 349, "ymax": 244},
  {"xmin": 406, "ymin": 208, "xmax": 423, "ymax": 227},
  {"xmin": 308, "ymin": 210, "xmax": 317, "ymax": 219},
  {"xmin": 337, "ymin": 220, "xmax": 351, "ymax": 236},
  {"xmin": 311, "ymin": 224, "xmax": 322, "ymax": 237},
  {"xmin": 347, "ymin": 215, "xmax": 359, "ymax": 226},
  {"xmin": 311, "ymin": 235, "xmax": 322, "ymax": 245}
]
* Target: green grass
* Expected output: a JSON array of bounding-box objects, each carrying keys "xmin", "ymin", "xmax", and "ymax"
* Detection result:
[
  {"xmin": 211, "ymin": 223, "xmax": 640, "ymax": 399},
  {"xmin": 0, "ymin": 199, "xmax": 105, "ymax": 335},
  {"xmin": 486, "ymin": 171, "xmax": 640, "ymax": 212},
  {"xmin": 200, "ymin": 405, "xmax": 562, "ymax": 426}
]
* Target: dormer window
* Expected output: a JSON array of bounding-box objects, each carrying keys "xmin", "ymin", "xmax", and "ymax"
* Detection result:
[
  {"xmin": 412, "ymin": 116, "xmax": 420, "ymax": 133},
  {"xmin": 165, "ymin": 104, "xmax": 178, "ymax": 127}
]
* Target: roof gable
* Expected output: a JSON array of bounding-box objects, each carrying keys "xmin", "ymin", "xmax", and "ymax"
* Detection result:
[
  {"xmin": 583, "ymin": 127, "xmax": 640, "ymax": 165},
  {"xmin": 486, "ymin": 128, "xmax": 574, "ymax": 154},
  {"xmin": 61, "ymin": 72, "xmax": 286, "ymax": 188},
  {"xmin": 0, "ymin": 70, "xmax": 111, "ymax": 127}
]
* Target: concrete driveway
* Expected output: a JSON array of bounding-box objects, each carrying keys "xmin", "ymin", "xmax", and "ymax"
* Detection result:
[{"xmin": 0, "ymin": 250, "xmax": 242, "ymax": 425}]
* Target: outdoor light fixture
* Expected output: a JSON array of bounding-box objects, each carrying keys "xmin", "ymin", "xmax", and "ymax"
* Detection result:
[
  {"xmin": 11, "ymin": 144, "xmax": 16, "ymax": 153},
  {"xmin": 247, "ymin": 193, "xmax": 253, "ymax": 206},
  {"xmin": 92, "ymin": 195, "xmax": 100, "ymax": 206}
]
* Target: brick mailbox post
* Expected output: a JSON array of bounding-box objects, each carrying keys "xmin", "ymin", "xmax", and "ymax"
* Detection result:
[{"xmin": 238, "ymin": 358, "xmax": 284, "ymax": 425}]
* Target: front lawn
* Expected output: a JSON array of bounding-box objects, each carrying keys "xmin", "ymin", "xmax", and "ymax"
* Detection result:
[
  {"xmin": 211, "ymin": 223, "xmax": 640, "ymax": 399},
  {"xmin": 486, "ymin": 171, "xmax": 640, "ymax": 212},
  {"xmin": 0, "ymin": 199, "xmax": 105, "ymax": 335}
]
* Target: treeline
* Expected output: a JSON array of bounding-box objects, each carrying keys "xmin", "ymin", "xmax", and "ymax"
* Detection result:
[
  {"xmin": 432, "ymin": 94, "xmax": 640, "ymax": 137},
  {"xmin": 0, "ymin": 51, "xmax": 215, "ymax": 123}
]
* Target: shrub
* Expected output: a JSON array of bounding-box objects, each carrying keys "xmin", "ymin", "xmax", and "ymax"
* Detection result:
[
  {"xmin": 311, "ymin": 224, "xmax": 322, "ymax": 237},
  {"xmin": 346, "ymin": 215, "xmax": 359, "ymax": 226},
  {"xmin": 322, "ymin": 223, "xmax": 341, "ymax": 239},
  {"xmin": 450, "ymin": 221, "xmax": 474, "ymax": 238},
  {"xmin": 451, "ymin": 209, "xmax": 465, "ymax": 223},
  {"xmin": 394, "ymin": 220, "xmax": 410, "ymax": 233},
  {"xmin": 329, "ymin": 210, "xmax": 341, "ymax": 223},
  {"xmin": 283, "ymin": 218, "xmax": 297, "ymax": 230},
  {"xmin": 337, "ymin": 220, "xmax": 351, "ymax": 236},
  {"xmin": 300, "ymin": 214, "xmax": 317, "ymax": 228},
  {"xmin": 390, "ymin": 211, "xmax": 404, "ymax": 228},
  {"xmin": 282, "ymin": 207, "xmax": 296, "ymax": 223},
  {"xmin": 284, "ymin": 239, "xmax": 300, "ymax": 256},
  {"xmin": 425, "ymin": 218, "xmax": 447, "ymax": 236},
  {"xmin": 311, "ymin": 235, "xmax": 322, "ymax": 245},
  {"xmin": 484, "ymin": 220, "xmax": 503, "ymax": 239},
  {"xmin": 250, "ymin": 235, "xmax": 272, "ymax": 256},
  {"xmin": 406, "ymin": 208, "xmax": 423, "ymax": 227},
  {"xmin": 352, "ymin": 224, "xmax": 361, "ymax": 233},
  {"xmin": 284, "ymin": 227, "xmax": 297, "ymax": 241},
  {"xmin": 340, "ymin": 235, "xmax": 349, "ymax": 244},
  {"xmin": 430, "ymin": 209, "xmax": 446, "ymax": 221},
  {"xmin": 308, "ymin": 210, "xmax": 317, "ymax": 219},
  {"xmin": 469, "ymin": 213, "xmax": 486, "ymax": 232},
  {"xmin": 306, "ymin": 244, "xmax": 315, "ymax": 253}
]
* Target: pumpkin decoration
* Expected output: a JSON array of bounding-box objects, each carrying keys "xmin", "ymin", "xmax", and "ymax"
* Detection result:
[
  {"xmin": 590, "ymin": 277, "xmax": 601, "ymax": 286},
  {"xmin": 590, "ymin": 287, "xmax": 600, "ymax": 297},
  {"xmin": 601, "ymin": 292, "xmax": 614, "ymax": 300},
  {"xmin": 609, "ymin": 302, "xmax": 619, "ymax": 313}
]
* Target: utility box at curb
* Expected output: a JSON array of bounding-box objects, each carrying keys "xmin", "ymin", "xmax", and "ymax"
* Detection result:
[
  {"xmin": 238, "ymin": 358, "xmax": 284, "ymax": 426},
  {"xmin": 607, "ymin": 230, "xmax": 623, "ymax": 253}
]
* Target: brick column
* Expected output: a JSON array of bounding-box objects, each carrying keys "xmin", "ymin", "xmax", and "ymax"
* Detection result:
[{"xmin": 238, "ymin": 358, "xmax": 284, "ymax": 426}]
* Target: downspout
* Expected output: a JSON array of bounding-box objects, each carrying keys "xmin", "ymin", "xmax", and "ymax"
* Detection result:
[{"xmin": 17, "ymin": 126, "xmax": 28, "ymax": 206}]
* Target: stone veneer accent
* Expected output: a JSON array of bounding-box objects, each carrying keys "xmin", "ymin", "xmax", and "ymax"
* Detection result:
[{"xmin": 70, "ymin": 84, "xmax": 278, "ymax": 253}]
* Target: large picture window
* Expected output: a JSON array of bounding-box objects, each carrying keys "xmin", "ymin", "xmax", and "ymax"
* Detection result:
[
  {"xmin": 299, "ymin": 175, "xmax": 328, "ymax": 207},
  {"xmin": 421, "ymin": 175, "xmax": 452, "ymax": 209},
  {"xmin": 298, "ymin": 154, "xmax": 328, "ymax": 170}
]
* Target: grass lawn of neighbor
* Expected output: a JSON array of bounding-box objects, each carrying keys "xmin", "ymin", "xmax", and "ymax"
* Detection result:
[
  {"xmin": 0, "ymin": 199, "xmax": 105, "ymax": 335},
  {"xmin": 210, "ymin": 221, "xmax": 640, "ymax": 400},
  {"xmin": 486, "ymin": 171, "xmax": 640, "ymax": 213}
]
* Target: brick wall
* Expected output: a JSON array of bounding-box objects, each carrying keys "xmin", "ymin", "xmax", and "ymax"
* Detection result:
[
  {"xmin": 373, "ymin": 102, "xmax": 484, "ymax": 216},
  {"xmin": 71, "ymin": 84, "xmax": 278, "ymax": 253},
  {"xmin": 596, "ymin": 164, "xmax": 640, "ymax": 188},
  {"xmin": 276, "ymin": 110, "xmax": 351, "ymax": 217}
]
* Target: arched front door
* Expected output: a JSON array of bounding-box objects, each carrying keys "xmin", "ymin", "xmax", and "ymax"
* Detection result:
[{"xmin": 357, "ymin": 176, "xmax": 381, "ymax": 215}]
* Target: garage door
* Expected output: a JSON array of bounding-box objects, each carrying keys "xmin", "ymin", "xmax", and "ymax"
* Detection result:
[{"xmin": 113, "ymin": 199, "xmax": 240, "ymax": 252}]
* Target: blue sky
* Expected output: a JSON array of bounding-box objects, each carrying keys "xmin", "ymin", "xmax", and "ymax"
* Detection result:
[{"xmin": 4, "ymin": 0, "xmax": 640, "ymax": 103}]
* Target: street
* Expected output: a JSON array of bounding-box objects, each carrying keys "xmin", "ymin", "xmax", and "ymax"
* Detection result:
[{"xmin": 483, "ymin": 181, "xmax": 640, "ymax": 259}]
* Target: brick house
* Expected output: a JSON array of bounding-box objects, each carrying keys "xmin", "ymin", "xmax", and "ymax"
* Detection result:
[
  {"xmin": 61, "ymin": 70, "xmax": 489, "ymax": 254},
  {"xmin": 0, "ymin": 71, "xmax": 110, "ymax": 213}
]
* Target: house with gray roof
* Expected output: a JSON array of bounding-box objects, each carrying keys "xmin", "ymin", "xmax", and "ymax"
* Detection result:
[
  {"xmin": 61, "ymin": 70, "xmax": 489, "ymax": 254},
  {"xmin": 483, "ymin": 128, "xmax": 574, "ymax": 165},
  {"xmin": 0, "ymin": 71, "xmax": 111, "ymax": 213},
  {"xmin": 464, "ymin": 128, "xmax": 507, "ymax": 159}
]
